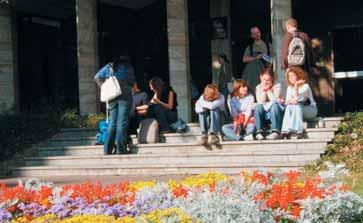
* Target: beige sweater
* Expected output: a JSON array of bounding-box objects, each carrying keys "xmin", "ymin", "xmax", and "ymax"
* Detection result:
[{"xmin": 255, "ymin": 83, "xmax": 282, "ymax": 104}]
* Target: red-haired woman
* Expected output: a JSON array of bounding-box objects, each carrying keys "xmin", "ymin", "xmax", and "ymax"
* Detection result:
[
  {"xmin": 281, "ymin": 66, "xmax": 317, "ymax": 138},
  {"xmin": 195, "ymin": 84, "xmax": 225, "ymax": 145},
  {"xmin": 222, "ymin": 79, "xmax": 255, "ymax": 141}
]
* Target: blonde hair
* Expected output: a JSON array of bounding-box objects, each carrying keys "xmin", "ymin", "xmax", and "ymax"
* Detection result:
[
  {"xmin": 286, "ymin": 66, "xmax": 308, "ymax": 86},
  {"xmin": 203, "ymin": 84, "xmax": 220, "ymax": 102},
  {"xmin": 232, "ymin": 79, "xmax": 249, "ymax": 97},
  {"xmin": 285, "ymin": 18, "xmax": 298, "ymax": 28}
]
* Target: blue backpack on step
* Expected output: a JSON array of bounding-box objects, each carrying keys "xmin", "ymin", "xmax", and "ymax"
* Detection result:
[{"xmin": 95, "ymin": 120, "xmax": 108, "ymax": 145}]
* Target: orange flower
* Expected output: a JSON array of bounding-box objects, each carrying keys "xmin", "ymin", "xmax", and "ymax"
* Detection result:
[
  {"xmin": 251, "ymin": 171, "xmax": 270, "ymax": 186},
  {"xmin": 172, "ymin": 185, "xmax": 188, "ymax": 198}
]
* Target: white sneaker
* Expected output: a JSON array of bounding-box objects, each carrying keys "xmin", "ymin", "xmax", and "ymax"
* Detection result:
[
  {"xmin": 266, "ymin": 132, "xmax": 280, "ymax": 140},
  {"xmin": 256, "ymin": 133, "xmax": 264, "ymax": 140},
  {"xmin": 244, "ymin": 134, "xmax": 254, "ymax": 141}
]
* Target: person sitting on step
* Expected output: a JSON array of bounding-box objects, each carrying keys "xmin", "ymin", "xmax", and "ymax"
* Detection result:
[
  {"xmin": 254, "ymin": 67, "xmax": 284, "ymax": 140},
  {"xmin": 222, "ymin": 79, "xmax": 255, "ymax": 141},
  {"xmin": 147, "ymin": 77, "xmax": 178, "ymax": 134},
  {"xmin": 281, "ymin": 66, "xmax": 317, "ymax": 139},
  {"xmin": 129, "ymin": 82, "xmax": 148, "ymax": 135},
  {"xmin": 195, "ymin": 84, "xmax": 225, "ymax": 145}
]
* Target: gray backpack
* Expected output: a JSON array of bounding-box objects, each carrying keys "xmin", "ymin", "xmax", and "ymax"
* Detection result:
[
  {"xmin": 287, "ymin": 33, "xmax": 305, "ymax": 66},
  {"xmin": 138, "ymin": 118, "xmax": 159, "ymax": 144}
]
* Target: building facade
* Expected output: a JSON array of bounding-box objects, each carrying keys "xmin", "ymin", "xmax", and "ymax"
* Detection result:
[{"xmin": 1, "ymin": 0, "xmax": 363, "ymax": 120}]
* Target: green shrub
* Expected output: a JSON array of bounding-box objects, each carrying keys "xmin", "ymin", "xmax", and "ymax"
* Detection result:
[
  {"xmin": 0, "ymin": 108, "xmax": 105, "ymax": 163},
  {"xmin": 304, "ymin": 112, "xmax": 363, "ymax": 174},
  {"xmin": 60, "ymin": 109, "xmax": 105, "ymax": 128},
  {"xmin": 0, "ymin": 112, "xmax": 61, "ymax": 162}
]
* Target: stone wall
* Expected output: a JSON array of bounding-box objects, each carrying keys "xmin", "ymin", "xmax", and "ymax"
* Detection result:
[
  {"xmin": 76, "ymin": 0, "xmax": 98, "ymax": 115},
  {"xmin": 0, "ymin": 5, "xmax": 16, "ymax": 112},
  {"xmin": 167, "ymin": 0, "xmax": 191, "ymax": 122},
  {"xmin": 271, "ymin": 0, "xmax": 291, "ymax": 87}
]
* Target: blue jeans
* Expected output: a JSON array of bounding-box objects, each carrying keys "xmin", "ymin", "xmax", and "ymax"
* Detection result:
[
  {"xmin": 198, "ymin": 108, "xmax": 221, "ymax": 135},
  {"xmin": 222, "ymin": 123, "xmax": 254, "ymax": 141},
  {"xmin": 254, "ymin": 103, "xmax": 283, "ymax": 134},
  {"xmin": 104, "ymin": 87, "xmax": 132, "ymax": 155},
  {"xmin": 281, "ymin": 104, "xmax": 317, "ymax": 134}
]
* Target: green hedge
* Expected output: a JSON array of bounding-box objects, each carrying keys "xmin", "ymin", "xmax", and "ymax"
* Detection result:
[
  {"xmin": 0, "ymin": 112, "xmax": 60, "ymax": 162},
  {"xmin": 0, "ymin": 109, "xmax": 105, "ymax": 162},
  {"xmin": 305, "ymin": 112, "xmax": 363, "ymax": 173}
]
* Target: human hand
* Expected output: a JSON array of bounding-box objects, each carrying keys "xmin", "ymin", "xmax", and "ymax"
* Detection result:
[
  {"xmin": 288, "ymin": 98, "xmax": 298, "ymax": 105},
  {"xmin": 277, "ymin": 98, "xmax": 285, "ymax": 104},
  {"xmin": 262, "ymin": 84, "xmax": 272, "ymax": 92},
  {"xmin": 256, "ymin": 54, "xmax": 263, "ymax": 60},
  {"xmin": 294, "ymin": 80, "xmax": 305, "ymax": 88},
  {"xmin": 152, "ymin": 97, "xmax": 161, "ymax": 104}
]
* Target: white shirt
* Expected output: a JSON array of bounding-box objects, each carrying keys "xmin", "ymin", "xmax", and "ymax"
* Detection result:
[
  {"xmin": 195, "ymin": 94, "xmax": 225, "ymax": 113},
  {"xmin": 286, "ymin": 83, "xmax": 316, "ymax": 106}
]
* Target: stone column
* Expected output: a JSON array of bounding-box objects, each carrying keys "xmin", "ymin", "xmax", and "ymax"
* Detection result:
[
  {"xmin": 167, "ymin": 0, "xmax": 191, "ymax": 122},
  {"xmin": 0, "ymin": 4, "xmax": 16, "ymax": 112},
  {"xmin": 76, "ymin": 0, "xmax": 98, "ymax": 115},
  {"xmin": 210, "ymin": 0, "xmax": 232, "ymax": 81},
  {"xmin": 271, "ymin": 0, "xmax": 291, "ymax": 85}
]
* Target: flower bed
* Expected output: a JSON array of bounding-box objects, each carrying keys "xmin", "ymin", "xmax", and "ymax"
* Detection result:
[{"xmin": 1, "ymin": 165, "xmax": 363, "ymax": 223}]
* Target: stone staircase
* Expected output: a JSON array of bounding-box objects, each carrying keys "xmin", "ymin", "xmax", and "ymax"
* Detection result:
[{"xmin": 10, "ymin": 117, "xmax": 343, "ymax": 177}]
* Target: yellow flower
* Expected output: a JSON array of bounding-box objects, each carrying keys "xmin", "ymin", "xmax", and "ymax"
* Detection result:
[
  {"xmin": 139, "ymin": 208, "xmax": 199, "ymax": 223},
  {"xmin": 182, "ymin": 172, "xmax": 228, "ymax": 187},
  {"xmin": 130, "ymin": 181, "xmax": 156, "ymax": 190},
  {"xmin": 25, "ymin": 214, "xmax": 134, "ymax": 223}
]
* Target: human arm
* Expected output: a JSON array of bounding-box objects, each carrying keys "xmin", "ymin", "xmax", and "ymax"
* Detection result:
[
  {"xmin": 94, "ymin": 64, "xmax": 111, "ymax": 87},
  {"xmin": 256, "ymin": 85, "xmax": 268, "ymax": 104},
  {"xmin": 242, "ymin": 95, "xmax": 254, "ymax": 124},
  {"xmin": 195, "ymin": 96, "xmax": 205, "ymax": 113},
  {"xmin": 196, "ymin": 95, "xmax": 225, "ymax": 112},
  {"xmin": 152, "ymin": 90, "xmax": 175, "ymax": 110},
  {"xmin": 242, "ymin": 46, "xmax": 262, "ymax": 63},
  {"xmin": 267, "ymin": 83, "xmax": 282, "ymax": 102},
  {"xmin": 281, "ymin": 33, "xmax": 291, "ymax": 70},
  {"xmin": 230, "ymin": 97, "xmax": 239, "ymax": 118}
]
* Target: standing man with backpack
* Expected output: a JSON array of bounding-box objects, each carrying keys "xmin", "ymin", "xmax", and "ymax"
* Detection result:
[{"xmin": 281, "ymin": 18, "xmax": 314, "ymax": 76}]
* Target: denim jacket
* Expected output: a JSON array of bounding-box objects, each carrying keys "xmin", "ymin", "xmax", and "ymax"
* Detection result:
[{"xmin": 94, "ymin": 63, "xmax": 135, "ymax": 87}]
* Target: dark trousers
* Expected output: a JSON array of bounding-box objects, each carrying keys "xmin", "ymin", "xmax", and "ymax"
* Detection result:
[{"xmin": 148, "ymin": 104, "xmax": 178, "ymax": 131}]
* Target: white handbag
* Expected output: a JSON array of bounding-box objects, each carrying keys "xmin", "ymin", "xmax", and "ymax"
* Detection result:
[{"xmin": 100, "ymin": 66, "xmax": 122, "ymax": 102}]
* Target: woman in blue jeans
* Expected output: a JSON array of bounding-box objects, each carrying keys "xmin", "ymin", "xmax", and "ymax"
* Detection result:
[
  {"xmin": 195, "ymin": 84, "xmax": 225, "ymax": 145},
  {"xmin": 94, "ymin": 55, "xmax": 135, "ymax": 155},
  {"xmin": 281, "ymin": 66, "xmax": 317, "ymax": 139},
  {"xmin": 222, "ymin": 79, "xmax": 255, "ymax": 141}
]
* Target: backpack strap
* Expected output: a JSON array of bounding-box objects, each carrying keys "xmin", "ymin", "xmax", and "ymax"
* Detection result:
[{"xmin": 106, "ymin": 101, "xmax": 109, "ymax": 123}]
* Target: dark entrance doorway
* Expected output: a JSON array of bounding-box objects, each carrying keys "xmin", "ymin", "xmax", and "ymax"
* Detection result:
[
  {"xmin": 16, "ymin": 3, "xmax": 78, "ymax": 112},
  {"xmin": 98, "ymin": 0, "xmax": 169, "ymax": 92},
  {"xmin": 188, "ymin": 0, "xmax": 212, "ymax": 96}
]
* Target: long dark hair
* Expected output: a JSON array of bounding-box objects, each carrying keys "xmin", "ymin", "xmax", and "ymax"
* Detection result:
[{"xmin": 149, "ymin": 77, "xmax": 165, "ymax": 98}]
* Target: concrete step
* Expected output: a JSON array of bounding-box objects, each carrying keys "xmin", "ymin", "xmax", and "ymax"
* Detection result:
[
  {"xmin": 12, "ymin": 162, "xmax": 305, "ymax": 177},
  {"xmin": 46, "ymin": 128, "xmax": 336, "ymax": 147},
  {"xmin": 54, "ymin": 117, "xmax": 343, "ymax": 139},
  {"xmin": 24, "ymin": 151, "xmax": 322, "ymax": 167},
  {"xmin": 37, "ymin": 139, "xmax": 328, "ymax": 157}
]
